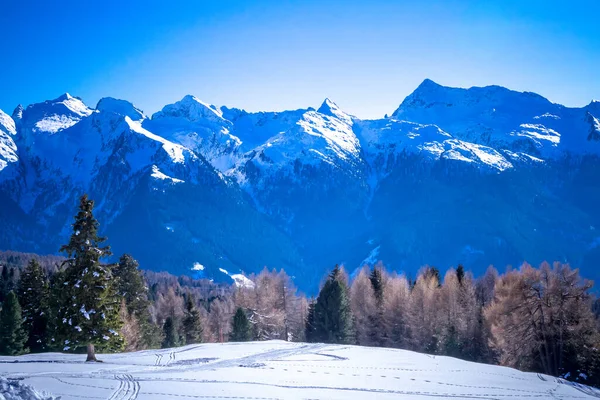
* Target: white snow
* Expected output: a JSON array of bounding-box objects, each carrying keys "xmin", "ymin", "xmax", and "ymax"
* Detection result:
[
  {"xmin": 0, "ymin": 110, "xmax": 18, "ymax": 171},
  {"xmin": 0, "ymin": 376, "xmax": 57, "ymax": 400},
  {"xmin": 125, "ymin": 117, "xmax": 187, "ymax": 164},
  {"xmin": 150, "ymin": 165, "xmax": 184, "ymax": 183},
  {"xmin": 230, "ymin": 273, "xmax": 255, "ymax": 289},
  {"xmin": 34, "ymin": 114, "xmax": 81, "ymax": 134},
  {"xmin": 1, "ymin": 341, "xmax": 597, "ymax": 400},
  {"xmin": 191, "ymin": 262, "xmax": 205, "ymax": 271}
]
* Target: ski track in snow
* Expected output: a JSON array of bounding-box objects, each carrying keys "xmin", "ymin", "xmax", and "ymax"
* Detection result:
[{"xmin": 0, "ymin": 341, "xmax": 598, "ymax": 400}]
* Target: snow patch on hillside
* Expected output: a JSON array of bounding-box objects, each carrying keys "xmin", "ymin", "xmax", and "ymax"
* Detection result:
[
  {"xmin": 150, "ymin": 165, "xmax": 184, "ymax": 183},
  {"xmin": 126, "ymin": 117, "xmax": 187, "ymax": 164}
]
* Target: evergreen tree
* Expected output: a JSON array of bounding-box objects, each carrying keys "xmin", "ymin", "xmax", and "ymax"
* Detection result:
[
  {"xmin": 161, "ymin": 317, "xmax": 182, "ymax": 348},
  {"xmin": 369, "ymin": 267, "xmax": 384, "ymax": 306},
  {"xmin": 305, "ymin": 300, "xmax": 317, "ymax": 342},
  {"xmin": 230, "ymin": 307, "xmax": 252, "ymax": 342},
  {"xmin": 0, "ymin": 266, "xmax": 8, "ymax": 303},
  {"xmin": 17, "ymin": 259, "xmax": 49, "ymax": 352},
  {"xmin": 312, "ymin": 266, "xmax": 354, "ymax": 344},
  {"xmin": 456, "ymin": 265, "xmax": 465, "ymax": 286},
  {"xmin": 0, "ymin": 291, "xmax": 28, "ymax": 355},
  {"xmin": 368, "ymin": 266, "xmax": 388, "ymax": 346},
  {"xmin": 113, "ymin": 254, "xmax": 161, "ymax": 349},
  {"xmin": 182, "ymin": 295, "xmax": 203, "ymax": 344},
  {"xmin": 55, "ymin": 194, "xmax": 124, "ymax": 361}
]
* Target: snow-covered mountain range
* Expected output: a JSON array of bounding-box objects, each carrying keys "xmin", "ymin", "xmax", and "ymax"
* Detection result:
[{"xmin": 1, "ymin": 80, "xmax": 599, "ymax": 289}]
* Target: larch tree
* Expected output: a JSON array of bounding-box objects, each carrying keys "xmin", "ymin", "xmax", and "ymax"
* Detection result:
[
  {"xmin": 17, "ymin": 258, "xmax": 49, "ymax": 352},
  {"xmin": 119, "ymin": 299, "xmax": 141, "ymax": 352},
  {"xmin": 0, "ymin": 291, "xmax": 28, "ymax": 355},
  {"xmin": 409, "ymin": 268, "xmax": 440, "ymax": 353},
  {"xmin": 383, "ymin": 273, "xmax": 411, "ymax": 348},
  {"xmin": 209, "ymin": 297, "xmax": 234, "ymax": 343},
  {"xmin": 485, "ymin": 262, "xmax": 600, "ymax": 383},
  {"xmin": 349, "ymin": 267, "xmax": 376, "ymax": 345},
  {"xmin": 55, "ymin": 194, "xmax": 124, "ymax": 361}
]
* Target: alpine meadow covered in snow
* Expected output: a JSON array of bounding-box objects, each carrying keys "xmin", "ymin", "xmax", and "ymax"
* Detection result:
[{"xmin": 2, "ymin": 0, "xmax": 600, "ymax": 398}]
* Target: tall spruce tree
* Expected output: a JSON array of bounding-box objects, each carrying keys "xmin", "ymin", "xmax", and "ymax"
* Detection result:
[
  {"xmin": 312, "ymin": 266, "xmax": 354, "ymax": 344},
  {"xmin": 161, "ymin": 317, "xmax": 182, "ymax": 348},
  {"xmin": 456, "ymin": 265, "xmax": 465, "ymax": 286},
  {"xmin": 182, "ymin": 295, "xmax": 203, "ymax": 344},
  {"xmin": 369, "ymin": 267, "xmax": 384, "ymax": 306},
  {"xmin": 0, "ymin": 266, "xmax": 9, "ymax": 303},
  {"xmin": 0, "ymin": 291, "xmax": 28, "ymax": 355},
  {"xmin": 230, "ymin": 307, "xmax": 252, "ymax": 342},
  {"xmin": 113, "ymin": 254, "xmax": 162, "ymax": 349},
  {"xmin": 368, "ymin": 266, "xmax": 388, "ymax": 347},
  {"xmin": 305, "ymin": 300, "xmax": 317, "ymax": 342},
  {"xmin": 17, "ymin": 259, "xmax": 49, "ymax": 352},
  {"xmin": 56, "ymin": 194, "xmax": 124, "ymax": 361}
]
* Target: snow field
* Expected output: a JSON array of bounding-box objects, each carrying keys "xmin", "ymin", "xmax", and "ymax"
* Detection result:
[{"xmin": 1, "ymin": 341, "xmax": 599, "ymax": 399}]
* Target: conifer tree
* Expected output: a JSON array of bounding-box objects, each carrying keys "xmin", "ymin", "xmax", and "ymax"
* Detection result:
[
  {"xmin": 17, "ymin": 259, "xmax": 49, "ymax": 352},
  {"xmin": 182, "ymin": 295, "xmax": 203, "ymax": 344},
  {"xmin": 161, "ymin": 316, "xmax": 182, "ymax": 348},
  {"xmin": 312, "ymin": 266, "xmax": 354, "ymax": 344},
  {"xmin": 305, "ymin": 300, "xmax": 317, "ymax": 342},
  {"xmin": 368, "ymin": 266, "xmax": 388, "ymax": 346},
  {"xmin": 369, "ymin": 267, "xmax": 384, "ymax": 306},
  {"xmin": 113, "ymin": 254, "xmax": 161, "ymax": 349},
  {"xmin": 0, "ymin": 291, "xmax": 27, "ymax": 355},
  {"xmin": 230, "ymin": 307, "xmax": 252, "ymax": 342},
  {"xmin": 55, "ymin": 194, "xmax": 124, "ymax": 361},
  {"xmin": 456, "ymin": 265, "xmax": 465, "ymax": 286},
  {"xmin": 0, "ymin": 266, "xmax": 8, "ymax": 303}
]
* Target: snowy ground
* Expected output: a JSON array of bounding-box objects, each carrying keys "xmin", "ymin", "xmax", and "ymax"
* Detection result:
[{"xmin": 1, "ymin": 341, "xmax": 599, "ymax": 399}]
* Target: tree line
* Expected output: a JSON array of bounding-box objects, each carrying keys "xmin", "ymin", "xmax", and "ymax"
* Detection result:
[{"xmin": 0, "ymin": 195, "xmax": 599, "ymax": 386}]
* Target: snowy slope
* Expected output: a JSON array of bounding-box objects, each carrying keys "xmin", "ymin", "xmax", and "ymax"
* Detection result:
[
  {"xmin": 1, "ymin": 341, "xmax": 598, "ymax": 400},
  {"xmin": 393, "ymin": 79, "xmax": 600, "ymax": 157},
  {"xmin": 0, "ymin": 110, "xmax": 18, "ymax": 172}
]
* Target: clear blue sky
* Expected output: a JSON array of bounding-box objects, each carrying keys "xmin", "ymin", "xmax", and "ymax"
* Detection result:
[{"xmin": 1, "ymin": 0, "xmax": 599, "ymax": 119}]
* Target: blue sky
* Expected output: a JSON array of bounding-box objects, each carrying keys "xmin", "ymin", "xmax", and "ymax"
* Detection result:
[{"xmin": 1, "ymin": 0, "xmax": 599, "ymax": 119}]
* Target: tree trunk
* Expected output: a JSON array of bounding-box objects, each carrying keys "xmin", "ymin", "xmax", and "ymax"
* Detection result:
[{"xmin": 86, "ymin": 343, "xmax": 97, "ymax": 362}]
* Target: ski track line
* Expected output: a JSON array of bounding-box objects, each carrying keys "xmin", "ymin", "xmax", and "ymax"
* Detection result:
[
  {"xmin": 107, "ymin": 374, "xmax": 140, "ymax": 400},
  {"xmin": 268, "ymin": 362, "xmax": 531, "ymax": 382},
  {"xmin": 139, "ymin": 394, "xmax": 281, "ymax": 400},
  {"xmin": 128, "ymin": 343, "xmax": 329, "ymax": 375},
  {"xmin": 154, "ymin": 353, "xmax": 163, "ymax": 366},
  {"xmin": 52, "ymin": 376, "xmax": 113, "ymax": 390},
  {"xmin": 134, "ymin": 374, "xmax": 557, "ymax": 398},
  {"xmin": 133, "ymin": 377, "xmax": 569, "ymax": 400}
]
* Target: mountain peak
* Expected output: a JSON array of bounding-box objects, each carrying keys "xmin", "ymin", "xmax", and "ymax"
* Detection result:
[
  {"xmin": 54, "ymin": 93, "xmax": 74, "ymax": 102},
  {"xmin": 417, "ymin": 78, "xmax": 441, "ymax": 89},
  {"xmin": 12, "ymin": 105, "xmax": 24, "ymax": 121},
  {"xmin": 317, "ymin": 98, "xmax": 352, "ymax": 124},
  {"xmin": 152, "ymin": 95, "xmax": 227, "ymax": 124},
  {"xmin": 36, "ymin": 93, "xmax": 93, "ymax": 118},
  {"xmin": 96, "ymin": 97, "xmax": 145, "ymax": 120}
]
